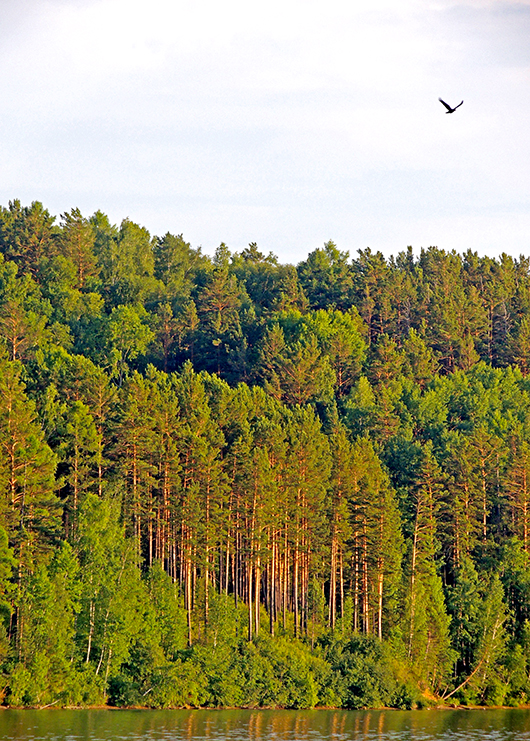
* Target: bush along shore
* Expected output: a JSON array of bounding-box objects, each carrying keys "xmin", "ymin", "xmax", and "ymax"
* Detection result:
[{"xmin": 2, "ymin": 200, "xmax": 530, "ymax": 707}]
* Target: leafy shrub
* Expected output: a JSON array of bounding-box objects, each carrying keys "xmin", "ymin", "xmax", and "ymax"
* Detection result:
[
  {"xmin": 325, "ymin": 635, "xmax": 400, "ymax": 709},
  {"xmin": 145, "ymin": 661, "xmax": 208, "ymax": 708}
]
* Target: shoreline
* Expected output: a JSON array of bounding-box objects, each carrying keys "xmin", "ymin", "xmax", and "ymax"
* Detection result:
[{"xmin": 3, "ymin": 704, "xmax": 530, "ymax": 712}]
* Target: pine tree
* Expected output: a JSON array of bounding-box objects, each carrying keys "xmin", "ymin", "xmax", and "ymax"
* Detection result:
[
  {"xmin": 95, "ymin": 218, "xmax": 159, "ymax": 307},
  {"xmin": 0, "ymin": 359, "xmax": 58, "ymax": 558},
  {"xmin": 175, "ymin": 363, "xmax": 228, "ymax": 642},
  {"xmin": 284, "ymin": 407, "xmax": 331, "ymax": 637},
  {"xmin": 195, "ymin": 244, "xmax": 243, "ymax": 375},
  {"xmin": 149, "ymin": 370, "xmax": 182, "ymax": 577},
  {"xmin": 303, "ymin": 308, "xmax": 367, "ymax": 397},
  {"xmin": 297, "ymin": 241, "xmax": 354, "ymax": 311},
  {"xmin": 0, "ymin": 200, "xmax": 58, "ymax": 280},
  {"xmin": 328, "ymin": 425, "xmax": 353, "ymax": 631},
  {"xmin": 115, "ymin": 372, "xmax": 157, "ymax": 559},
  {"xmin": 59, "ymin": 400, "xmax": 100, "ymax": 535},
  {"xmin": 0, "ymin": 257, "xmax": 49, "ymax": 361},
  {"xmin": 59, "ymin": 208, "xmax": 99, "ymax": 290},
  {"xmin": 445, "ymin": 432, "xmax": 487, "ymax": 569},
  {"xmin": 352, "ymin": 248, "xmax": 391, "ymax": 345},
  {"xmin": 503, "ymin": 437, "xmax": 530, "ymax": 552},
  {"xmin": 346, "ymin": 438, "xmax": 403, "ymax": 638},
  {"xmin": 153, "ymin": 232, "xmax": 209, "ymax": 299},
  {"xmin": 404, "ymin": 444, "xmax": 453, "ymax": 691},
  {"xmin": 259, "ymin": 323, "xmax": 335, "ymax": 406}
]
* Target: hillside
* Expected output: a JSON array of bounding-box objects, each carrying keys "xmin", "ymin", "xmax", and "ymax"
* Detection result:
[{"xmin": 0, "ymin": 200, "xmax": 529, "ymax": 708}]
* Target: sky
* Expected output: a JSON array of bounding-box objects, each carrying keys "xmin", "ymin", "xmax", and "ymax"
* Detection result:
[{"xmin": 1, "ymin": 0, "xmax": 530, "ymax": 264}]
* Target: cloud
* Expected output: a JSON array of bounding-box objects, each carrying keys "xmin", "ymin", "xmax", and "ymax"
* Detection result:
[{"xmin": 0, "ymin": 0, "xmax": 529, "ymax": 259}]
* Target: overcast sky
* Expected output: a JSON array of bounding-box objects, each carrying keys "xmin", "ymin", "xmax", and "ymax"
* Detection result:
[{"xmin": 1, "ymin": 0, "xmax": 529, "ymax": 263}]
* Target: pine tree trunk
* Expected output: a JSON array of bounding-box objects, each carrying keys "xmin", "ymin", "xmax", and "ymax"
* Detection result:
[
  {"xmin": 481, "ymin": 457, "xmax": 488, "ymax": 542},
  {"xmin": 362, "ymin": 522, "xmax": 369, "ymax": 633},
  {"xmin": 255, "ymin": 556, "xmax": 260, "ymax": 636},
  {"xmin": 248, "ymin": 561, "xmax": 253, "ymax": 641},
  {"xmin": 409, "ymin": 504, "xmax": 419, "ymax": 657},
  {"xmin": 377, "ymin": 567, "xmax": 384, "ymax": 640},
  {"xmin": 377, "ymin": 510, "xmax": 384, "ymax": 640},
  {"xmin": 339, "ymin": 548, "xmax": 344, "ymax": 626},
  {"xmin": 283, "ymin": 536, "xmax": 288, "ymax": 631},
  {"xmin": 186, "ymin": 557, "xmax": 193, "ymax": 646},
  {"xmin": 269, "ymin": 533, "xmax": 275, "ymax": 636},
  {"xmin": 293, "ymin": 537, "xmax": 299, "ymax": 637},
  {"xmin": 329, "ymin": 530, "xmax": 337, "ymax": 630},
  {"xmin": 204, "ymin": 477, "xmax": 211, "ymax": 632},
  {"xmin": 353, "ymin": 540, "xmax": 359, "ymax": 633}
]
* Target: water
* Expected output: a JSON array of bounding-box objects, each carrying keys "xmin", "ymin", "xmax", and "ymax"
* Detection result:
[{"xmin": 1, "ymin": 708, "xmax": 530, "ymax": 741}]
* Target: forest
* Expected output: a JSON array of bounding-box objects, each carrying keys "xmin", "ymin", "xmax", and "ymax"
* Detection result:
[{"xmin": 2, "ymin": 199, "xmax": 530, "ymax": 708}]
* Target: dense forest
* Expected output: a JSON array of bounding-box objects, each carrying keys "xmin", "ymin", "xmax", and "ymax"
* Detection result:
[{"xmin": 2, "ymin": 199, "xmax": 530, "ymax": 708}]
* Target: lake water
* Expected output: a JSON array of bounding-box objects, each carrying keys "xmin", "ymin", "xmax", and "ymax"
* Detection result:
[{"xmin": 2, "ymin": 708, "xmax": 530, "ymax": 741}]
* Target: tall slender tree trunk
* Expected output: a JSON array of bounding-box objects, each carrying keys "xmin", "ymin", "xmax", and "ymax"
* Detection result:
[
  {"xmin": 248, "ymin": 561, "xmax": 253, "ymax": 641},
  {"xmin": 353, "ymin": 538, "xmax": 359, "ymax": 633},
  {"xmin": 282, "ymin": 532, "xmax": 289, "ymax": 631},
  {"xmin": 293, "ymin": 537, "xmax": 299, "ymax": 637},
  {"xmin": 362, "ymin": 522, "xmax": 369, "ymax": 633},
  {"xmin": 329, "ymin": 531, "xmax": 337, "ymax": 630},
  {"xmin": 409, "ymin": 506, "xmax": 419, "ymax": 658},
  {"xmin": 377, "ymin": 567, "xmax": 384, "ymax": 640},
  {"xmin": 255, "ymin": 556, "xmax": 261, "ymax": 636},
  {"xmin": 339, "ymin": 548, "xmax": 344, "ymax": 625},
  {"xmin": 269, "ymin": 533, "xmax": 275, "ymax": 636}
]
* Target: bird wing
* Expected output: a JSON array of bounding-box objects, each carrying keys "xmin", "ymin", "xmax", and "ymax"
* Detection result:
[
  {"xmin": 438, "ymin": 98, "xmax": 452, "ymax": 111},
  {"xmin": 454, "ymin": 100, "xmax": 464, "ymax": 110}
]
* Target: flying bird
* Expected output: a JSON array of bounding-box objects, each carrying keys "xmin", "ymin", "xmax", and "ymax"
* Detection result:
[{"xmin": 439, "ymin": 98, "xmax": 464, "ymax": 114}]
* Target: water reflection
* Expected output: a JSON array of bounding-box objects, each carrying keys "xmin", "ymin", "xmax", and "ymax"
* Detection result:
[{"xmin": 2, "ymin": 708, "xmax": 530, "ymax": 741}]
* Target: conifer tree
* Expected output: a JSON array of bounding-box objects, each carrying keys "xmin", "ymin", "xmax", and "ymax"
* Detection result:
[
  {"xmin": 59, "ymin": 400, "xmax": 100, "ymax": 535},
  {"xmin": 405, "ymin": 445, "xmax": 453, "ymax": 690},
  {"xmin": 0, "ymin": 358, "xmax": 58, "ymax": 558},
  {"xmin": 115, "ymin": 372, "xmax": 157, "ymax": 559},
  {"xmin": 346, "ymin": 438, "xmax": 403, "ymax": 637},
  {"xmin": 402, "ymin": 328, "xmax": 438, "ymax": 388},
  {"xmin": 297, "ymin": 241, "xmax": 354, "ymax": 311},
  {"xmin": 352, "ymin": 248, "xmax": 391, "ymax": 345},
  {"xmin": 503, "ymin": 437, "xmax": 530, "ymax": 552},
  {"xmin": 445, "ymin": 432, "xmax": 487, "ymax": 569},
  {"xmin": 153, "ymin": 232, "xmax": 209, "ymax": 299},
  {"xmin": 328, "ymin": 425, "xmax": 353, "ymax": 631},
  {"xmin": 304, "ymin": 309, "xmax": 367, "ymax": 397},
  {"xmin": 195, "ymin": 244, "xmax": 244, "ymax": 376},
  {"xmin": 230, "ymin": 422, "xmax": 276, "ymax": 639},
  {"xmin": 259, "ymin": 324, "xmax": 335, "ymax": 406},
  {"xmin": 59, "ymin": 208, "xmax": 99, "ymax": 290},
  {"xmin": 149, "ymin": 370, "xmax": 182, "ymax": 576},
  {"xmin": 0, "ymin": 200, "xmax": 58, "ymax": 280},
  {"xmin": 0, "ymin": 257, "xmax": 50, "ymax": 361},
  {"xmin": 284, "ymin": 407, "xmax": 331, "ymax": 636},
  {"xmin": 175, "ymin": 363, "xmax": 228, "ymax": 642}
]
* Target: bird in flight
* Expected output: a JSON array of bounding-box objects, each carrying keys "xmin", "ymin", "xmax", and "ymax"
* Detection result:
[{"xmin": 439, "ymin": 98, "xmax": 463, "ymax": 113}]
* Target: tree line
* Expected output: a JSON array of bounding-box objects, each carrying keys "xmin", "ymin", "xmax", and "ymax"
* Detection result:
[{"xmin": 1, "ymin": 199, "xmax": 530, "ymax": 708}]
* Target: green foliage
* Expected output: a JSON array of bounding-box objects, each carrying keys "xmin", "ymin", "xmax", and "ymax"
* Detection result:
[
  {"xmin": 147, "ymin": 563, "xmax": 188, "ymax": 659},
  {"xmin": 58, "ymin": 208, "xmax": 99, "ymax": 291},
  {"xmin": 4, "ymin": 199, "xmax": 530, "ymax": 708},
  {"xmin": 326, "ymin": 635, "xmax": 414, "ymax": 709},
  {"xmin": 107, "ymin": 304, "xmax": 155, "ymax": 383}
]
